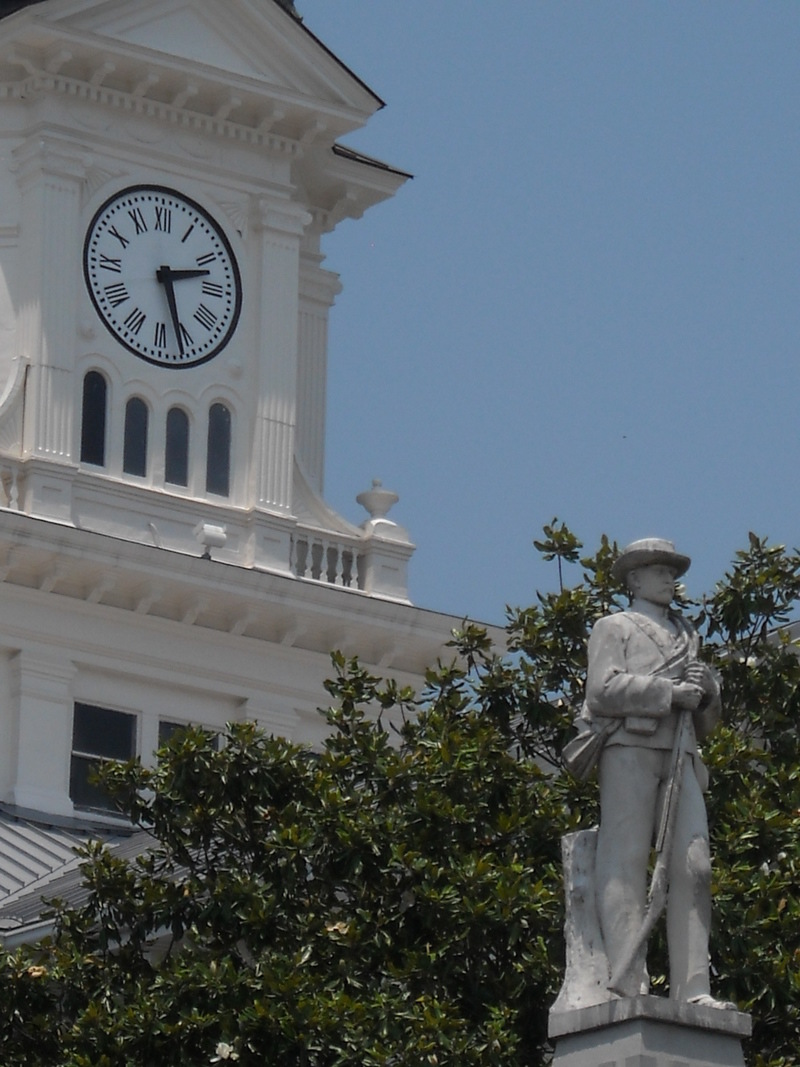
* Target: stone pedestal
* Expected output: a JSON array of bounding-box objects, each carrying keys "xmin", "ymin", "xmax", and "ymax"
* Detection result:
[{"xmin": 549, "ymin": 995, "xmax": 751, "ymax": 1067}]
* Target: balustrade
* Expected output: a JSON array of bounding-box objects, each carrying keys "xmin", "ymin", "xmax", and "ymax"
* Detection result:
[{"xmin": 291, "ymin": 531, "xmax": 363, "ymax": 590}]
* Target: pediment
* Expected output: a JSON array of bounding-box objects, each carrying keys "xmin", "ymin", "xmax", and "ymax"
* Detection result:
[
  {"xmin": 8, "ymin": 0, "xmax": 381, "ymax": 121},
  {"xmin": 79, "ymin": 1, "xmax": 285, "ymax": 83}
]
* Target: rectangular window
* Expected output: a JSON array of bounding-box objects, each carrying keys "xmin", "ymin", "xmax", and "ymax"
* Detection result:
[
  {"xmin": 158, "ymin": 719, "xmax": 219, "ymax": 751},
  {"xmin": 70, "ymin": 702, "xmax": 136, "ymax": 812},
  {"xmin": 158, "ymin": 719, "xmax": 185, "ymax": 747}
]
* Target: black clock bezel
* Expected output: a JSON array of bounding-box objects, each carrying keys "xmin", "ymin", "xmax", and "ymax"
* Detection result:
[{"xmin": 83, "ymin": 184, "xmax": 243, "ymax": 369}]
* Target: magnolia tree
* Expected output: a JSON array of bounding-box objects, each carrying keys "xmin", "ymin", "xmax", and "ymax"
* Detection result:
[{"xmin": 1, "ymin": 526, "xmax": 798, "ymax": 1066}]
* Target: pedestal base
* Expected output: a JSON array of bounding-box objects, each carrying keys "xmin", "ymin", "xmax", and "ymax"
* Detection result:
[{"xmin": 549, "ymin": 995, "xmax": 751, "ymax": 1067}]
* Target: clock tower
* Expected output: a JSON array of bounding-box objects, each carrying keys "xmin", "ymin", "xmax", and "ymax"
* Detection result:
[
  {"xmin": 0, "ymin": 0, "xmax": 413, "ymax": 584},
  {"xmin": 0, "ymin": 0, "xmax": 469, "ymax": 914}
]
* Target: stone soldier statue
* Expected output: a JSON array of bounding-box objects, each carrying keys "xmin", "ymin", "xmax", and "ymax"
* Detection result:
[{"xmin": 581, "ymin": 538, "xmax": 734, "ymax": 1008}]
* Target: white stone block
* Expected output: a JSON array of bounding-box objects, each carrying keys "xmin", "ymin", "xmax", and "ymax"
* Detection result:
[
  {"xmin": 549, "ymin": 995, "xmax": 751, "ymax": 1067},
  {"xmin": 551, "ymin": 827, "xmax": 612, "ymax": 1013}
]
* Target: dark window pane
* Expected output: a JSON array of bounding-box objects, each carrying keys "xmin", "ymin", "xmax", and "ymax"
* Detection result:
[
  {"xmin": 158, "ymin": 719, "xmax": 184, "ymax": 746},
  {"xmin": 69, "ymin": 755, "xmax": 110, "ymax": 811},
  {"xmin": 80, "ymin": 371, "xmax": 107, "ymax": 466},
  {"xmin": 72, "ymin": 702, "xmax": 136, "ymax": 761},
  {"xmin": 158, "ymin": 720, "xmax": 219, "ymax": 753},
  {"xmin": 206, "ymin": 403, "xmax": 231, "ymax": 497},
  {"xmin": 123, "ymin": 397, "xmax": 148, "ymax": 476},
  {"xmin": 165, "ymin": 407, "xmax": 189, "ymax": 486}
]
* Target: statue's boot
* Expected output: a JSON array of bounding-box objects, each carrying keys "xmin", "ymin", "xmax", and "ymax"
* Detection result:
[{"xmin": 687, "ymin": 994, "xmax": 738, "ymax": 1011}]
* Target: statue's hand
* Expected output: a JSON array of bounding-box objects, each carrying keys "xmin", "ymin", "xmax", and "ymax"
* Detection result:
[
  {"xmin": 672, "ymin": 681, "xmax": 704, "ymax": 710},
  {"xmin": 684, "ymin": 662, "xmax": 716, "ymax": 696}
]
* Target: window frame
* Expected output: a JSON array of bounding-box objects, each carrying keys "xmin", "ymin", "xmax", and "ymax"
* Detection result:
[{"xmin": 70, "ymin": 701, "xmax": 138, "ymax": 814}]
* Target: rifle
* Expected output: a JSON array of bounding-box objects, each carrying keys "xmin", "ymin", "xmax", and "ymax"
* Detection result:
[{"xmin": 607, "ymin": 706, "xmax": 692, "ymax": 996}]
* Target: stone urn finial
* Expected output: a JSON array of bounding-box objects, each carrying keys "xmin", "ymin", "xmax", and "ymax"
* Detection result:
[{"xmin": 356, "ymin": 479, "xmax": 399, "ymax": 521}]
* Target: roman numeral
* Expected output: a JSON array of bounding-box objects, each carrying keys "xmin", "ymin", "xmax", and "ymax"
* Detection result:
[
  {"xmin": 123, "ymin": 308, "xmax": 146, "ymax": 335},
  {"xmin": 193, "ymin": 304, "xmax": 218, "ymax": 331},
  {"xmin": 181, "ymin": 224, "xmax": 195, "ymax": 243},
  {"xmin": 196, "ymin": 252, "xmax": 217, "ymax": 266},
  {"xmin": 154, "ymin": 206, "xmax": 172, "ymax": 233},
  {"xmin": 104, "ymin": 283, "xmax": 129, "ymax": 307},
  {"xmin": 154, "ymin": 322, "xmax": 167, "ymax": 349},
  {"xmin": 202, "ymin": 281, "xmax": 224, "ymax": 298},
  {"xmin": 179, "ymin": 323, "xmax": 194, "ymax": 348},
  {"xmin": 128, "ymin": 208, "xmax": 148, "ymax": 235},
  {"xmin": 99, "ymin": 254, "xmax": 122, "ymax": 273},
  {"xmin": 108, "ymin": 226, "xmax": 129, "ymax": 249}
]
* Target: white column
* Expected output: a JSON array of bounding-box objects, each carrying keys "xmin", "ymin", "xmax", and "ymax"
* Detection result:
[{"xmin": 251, "ymin": 197, "xmax": 310, "ymax": 513}]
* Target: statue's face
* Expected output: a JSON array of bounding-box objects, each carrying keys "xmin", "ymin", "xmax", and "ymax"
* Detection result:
[{"xmin": 628, "ymin": 563, "xmax": 677, "ymax": 606}]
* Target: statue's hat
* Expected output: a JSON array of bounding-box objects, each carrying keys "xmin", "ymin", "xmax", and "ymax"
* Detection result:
[{"xmin": 611, "ymin": 538, "xmax": 691, "ymax": 582}]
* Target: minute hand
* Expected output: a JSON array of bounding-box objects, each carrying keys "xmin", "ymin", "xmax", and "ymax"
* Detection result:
[
  {"xmin": 162, "ymin": 268, "xmax": 211, "ymax": 282},
  {"xmin": 156, "ymin": 266, "xmax": 185, "ymax": 355}
]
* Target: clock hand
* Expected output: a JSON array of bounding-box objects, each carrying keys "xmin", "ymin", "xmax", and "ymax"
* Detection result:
[{"xmin": 156, "ymin": 265, "xmax": 185, "ymax": 355}]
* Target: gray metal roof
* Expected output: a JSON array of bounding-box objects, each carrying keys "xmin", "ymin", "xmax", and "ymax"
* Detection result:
[
  {"xmin": 0, "ymin": 810, "xmax": 90, "ymax": 900},
  {"xmin": 0, "ymin": 808, "xmax": 142, "ymax": 940}
]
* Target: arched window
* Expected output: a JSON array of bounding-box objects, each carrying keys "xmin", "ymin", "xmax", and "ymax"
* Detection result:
[
  {"xmin": 80, "ymin": 371, "xmax": 107, "ymax": 466},
  {"xmin": 206, "ymin": 402, "xmax": 231, "ymax": 497},
  {"xmin": 123, "ymin": 397, "xmax": 148, "ymax": 476},
  {"xmin": 165, "ymin": 407, "xmax": 190, "ymax": 487}
]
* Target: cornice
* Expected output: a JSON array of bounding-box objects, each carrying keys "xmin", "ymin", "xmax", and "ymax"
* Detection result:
[
  {"xmin": 0, "ymin": 510, "xmax": 466, "ymax": 673},
  {"xmin": 0, "ymin": 8, "xmax": 374, "ymax": 145},
  {"xmin": 0, "ymin": 71, "xmax": 301, "ymax": 157},
  {"xmin": 0, "ymin": 26, "xmax": 403, "ymax": 224}
]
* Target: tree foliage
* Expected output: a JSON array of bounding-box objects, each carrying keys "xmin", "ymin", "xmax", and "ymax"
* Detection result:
[{"xmin": 1, "ymin": 527, "xmax": 798, "ymax": 1066}]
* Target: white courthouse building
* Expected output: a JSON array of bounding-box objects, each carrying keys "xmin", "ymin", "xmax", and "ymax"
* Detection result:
[{"xmin": 0, "ymin": 0, "xmax": 467, "ymax": 942}]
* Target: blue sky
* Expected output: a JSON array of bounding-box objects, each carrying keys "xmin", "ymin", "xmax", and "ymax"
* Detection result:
[{"xmin": 299, "ymin": 1, "xmax": 800, "ymax": 625}]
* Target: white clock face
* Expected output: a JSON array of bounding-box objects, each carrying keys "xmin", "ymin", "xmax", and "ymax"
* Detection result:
[{"xmin": 83, "ymin": 186, "xmax": 242, "ymax": 368}]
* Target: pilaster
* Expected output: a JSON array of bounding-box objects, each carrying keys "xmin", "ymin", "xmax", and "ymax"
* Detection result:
[
  {"xmin": 10, "ymin": 649, "xmax": 76, "ymax": 816},
  {"xmin": 251, "ymin": 196, "xmax": 310, "ymax": 513},
  {"xmin": 296, "ymin": 239, "xmax": 341, "ymax": 493},
  {"xmin": 13, "ymin": 135, "xmax": 87, "ymax": 463},
  {"xmin": 0, "ymin": 649, "xmax": 17, "ymax": 800}
]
